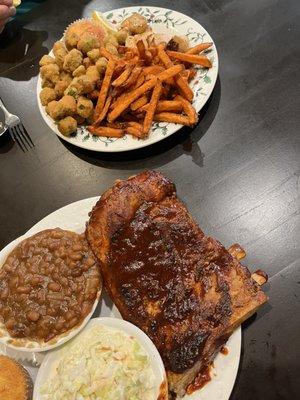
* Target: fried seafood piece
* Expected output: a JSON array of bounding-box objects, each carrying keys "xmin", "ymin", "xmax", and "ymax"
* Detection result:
[{"xmin": 121, "ymin": 12, "xmax": 149, "ymax": 34}]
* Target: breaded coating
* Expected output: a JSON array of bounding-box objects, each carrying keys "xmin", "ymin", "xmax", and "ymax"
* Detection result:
[
  {"xmin": 86, "ymin": 65, "xmax": 100, "ymax": 83},
  {"xmin": 77, "ymin": 96, "xmax": 94, "ymax": 118},
  {"xmin": 73, "ymin": 65, "xmax": 86, "ymax": 77},
  {"xmin": 53, "ymin": 41, "xmax": 68, "ymax": 68},
  {"xmin": 59, "ymin": 71, "xmax": 73, "ymax": 85},
  {"xmin": 95, "ymin": 57, "xmax": 107, "ymax": 74},
  {"xmin": 58, "ymin": 116, "xmax": 77, "ymax": 136},
  {"xmin": 83, "ymin": 57, "xmax": 92, "ymax": 69},
  {"xmin": 54, "ymin": 80, "xmax": 69, "ymax": 98},
  {"xmin": 63, "ymin": 49, "xmax": 83, "ymax": 72},
  {"xmin": 40, "ymin": 63, "xmax": 60, "ymax": 83},
  {"xmin": 42, "ymin": 79, "xmax": 55, "ymax": 89},
  {"xmin": 39, "ymin": 87, "xmax": 56, "ymax": 106},
  {"xmin": 87, "ymin": 48, "xmax": 100, "ymax": 63},
  {"xmin": 59, "ymin": 95, "xmax": 77, "ymax": 116},
  {"xmin": 121, "ymin": 13, "xmax": 148, "ymax": 34},
  {"xmin": 39, "ymin": 55, "xmax": 56, "ymax": 67},
  {"xmin": 46, "ymin": 100, "xmax": 61, "ymax": 120},
  {"xmin": 77, "ymin": 35, "xmax": 100, "ymax": 54}
]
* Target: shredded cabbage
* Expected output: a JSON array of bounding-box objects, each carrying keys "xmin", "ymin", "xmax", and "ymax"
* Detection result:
[{"xmin": 40, "ymin": 324, "xmax": 156, "ymax": 400}]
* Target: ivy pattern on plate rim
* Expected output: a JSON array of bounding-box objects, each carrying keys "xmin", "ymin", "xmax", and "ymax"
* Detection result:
[{"xmin": 76, "ymin": 7, "xmax": 216, "ymax": 145}]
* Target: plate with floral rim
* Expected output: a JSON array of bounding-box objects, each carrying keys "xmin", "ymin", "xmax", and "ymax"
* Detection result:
[{"xmin": 37, "ymin": 6, "xmax": 218, "ymax": 152}]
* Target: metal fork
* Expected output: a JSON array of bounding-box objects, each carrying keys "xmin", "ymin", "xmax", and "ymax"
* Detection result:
[{"xmin": 0, "ymin": 98, "xmax": 34, "ymax": 151}]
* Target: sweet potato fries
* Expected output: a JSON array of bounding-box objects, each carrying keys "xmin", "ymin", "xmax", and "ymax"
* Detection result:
[{"xmin": 88, "ymin": 40, "xmax": 213, "ymax": 139}]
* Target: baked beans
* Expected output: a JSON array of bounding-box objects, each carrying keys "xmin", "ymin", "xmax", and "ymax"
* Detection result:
[{"xmin": 0, "ymin": 229, "xmax": 101, "ymax": 342}]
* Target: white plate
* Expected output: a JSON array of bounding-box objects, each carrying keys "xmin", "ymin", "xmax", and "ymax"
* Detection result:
[
  {"xmin": 33, "ymin": 317, "xmax": 168, "ymax": 400},
  {"xmin": 37, "ymin": 6, "xmax": 218, "ymax": 152},
  {"xmin": 1, "ymin": 198, "xmax": 240, "ymax": 398}
]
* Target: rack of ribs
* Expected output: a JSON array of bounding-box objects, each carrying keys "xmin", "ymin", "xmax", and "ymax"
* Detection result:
[{"xmin": 86, "ymin": 170, "xmax": 268, "ymax": 398}]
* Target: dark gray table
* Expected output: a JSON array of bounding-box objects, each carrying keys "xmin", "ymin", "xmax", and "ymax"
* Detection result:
[{"xmin": 0, "ymin": 0, "xmax": 299, "ymax": 399}]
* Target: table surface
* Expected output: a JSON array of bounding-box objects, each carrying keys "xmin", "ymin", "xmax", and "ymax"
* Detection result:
[{"xmin": 0, "ymin": 0, "xmax": 299, "ymax": 398}]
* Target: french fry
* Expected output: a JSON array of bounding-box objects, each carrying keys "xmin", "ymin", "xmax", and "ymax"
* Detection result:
[
  {"xmin": 121, "ymin": 66, "xmax": 143, "ymax": 89},
  {"xmin": 99, "ymin": 47, "xmax": 119, "ymax": 62},
  {"xmin": 136, "ymin": 40, "xmax": 146, "ymax": 59},
  {"xmin": 87, "ymin": 125, "xmax": 124, "ymax": 137},
  {"xmin": 117, "ymin": 45, "xmax": 127, "ymax": 54},
  {"xmin": 131, "ymin": 95, "xmax": 148, "ymax": 111},
  {"xmin": 166, "ymin": 50, "xmax": 212, "ymax": 68},
  {"xmin": 153, "ymin": 112, "xmax": 192, "ymax": 126},
  {"xmin": 110, "ymin": 89, "xmax": 128, "ymax": 110},
  {"xmin": 93, "ymin": 95, "xmax": 112, "ymax": 126},
  {"xmin": 125, "ymin": 122, "xmax": 144, "ymax": 138},
  {"xmin": 186, "ymin": 42, "xmax": 213, "ymax": 54},
  {"xmin": 157, "ymin": 64, "xmax": 183, "ymax": 80},
  {"xmin": 87, "ymin": 90, "xmax": 100, "ymax": 100},
  {"xmin": 126, "ymin": 126, "xmax": 144, "ymax": 138},
  {"xmin": 188, "ymin": 68, "xmax": 197, "ymax": 81},
  {"xmin": 143, "ymin": 80, "xmax": 162, "ymax": 135},
  {"xmin": 175, "ymin": 95, "xmax": 198, "ymax": 124},
  {"xmin": 108, "ymin": 65, "xmax": 183, "ymax": 122},
  {"xmin": 108, "ymin": 77, "xmax": 157, "ymax": 122},
  {"xmin": 148, "ymin": 46, "xmax": 158, "ymax": 58},
  {"xmin": 94, "ymin": 57, "xmax": 115, "ymax": 120},
  {"xmin": 143, "ymin": 65, "xmax": 164, "ymax": 75},
  {"xmin": 157, "ymin": 100, "xmax": 183, "ymax": 113},
  {"xmin": 157, "ymin": 44, "xmax": 193, "ymax": 102},
  {"xmin": 139, "ymin": 100, "xmax": 183, "ymax": 114},
  {"xmin": 112, "ymin": 65, "xmax": 133, "ymax": 87},
  {"xmin": 145, "ymin": 51, "xmax": 153, "ymax": 64},
  {"xmin": 107, "ymin": 121, "xmax": 127, "ymax": 129},
  {"xmin": 133, "ymin": 73, "xmax": 145, "ymax": 89}
]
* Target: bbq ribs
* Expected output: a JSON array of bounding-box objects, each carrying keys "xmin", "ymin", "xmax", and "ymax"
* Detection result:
[{"xmin": 86, "ymin": 170, "xmax": 267, "ymax": 397}]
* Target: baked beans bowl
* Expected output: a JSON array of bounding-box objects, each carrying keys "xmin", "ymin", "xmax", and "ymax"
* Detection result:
[{"xmin": 0, "ymin": 228, "xmax": 102, "ymax": 352}]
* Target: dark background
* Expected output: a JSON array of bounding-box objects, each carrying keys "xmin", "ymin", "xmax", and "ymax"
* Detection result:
[{"xmin": 0, "ymin": 0, "xmax": 299, "ymax": 398}]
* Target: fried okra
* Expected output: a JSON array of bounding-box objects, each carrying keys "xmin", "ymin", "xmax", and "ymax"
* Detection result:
[
  {"xmin": 46, "ymin": 100, "xmax": 60, "ymax": 120},
  {"xmin": 77, "ymin": 96, "xmax": 93, "ymax": 118},
  {"xmin": 54, "ymin": 80, "xmax": 69, "ymax": 98},
  {"xmin": 53, "ymin": 41, "xmax": 68, "ymax": 68},
  {"xmin": 95, "ymin": 57, "xmax": 107, "ymax": 74},
  {"xmin": 40, "ymin": 63, "xmax": 60, "ymax": 84},
  {"xmin": 73, "ymin": 65, "xmax": 86, "ymax": 77},
  {"xmin": 58, "ymin": 116, "xmax": 77, "ymax": 136},
  {"xmin": 86, "ymin": 66, "xmax": 100, "ymax": 83},
  {"xmin": 63, "ymin": 49, "xmax": 83, "ymax": 72},
  {"xmin": 87, "ymin": 48, "xmax": 100, "ymax": 63},
  {"xmin": 58, "ymin": 95, "xmax": 77, "ymax": 116},
  {"xmin": 39, "ymin": 55, "xmax": 56, "ymax": 67},
  {"xmin": 77, "ymin": 35, "xmax": 100, "ymax": 54},
  {"xmin": 39, "ymin": 87, "xmax": 56, "ymax": 106}
]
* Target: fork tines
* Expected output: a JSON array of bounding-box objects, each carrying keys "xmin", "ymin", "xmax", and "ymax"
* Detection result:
[{"xmin": 9, "ymin": 124, "xmax": 34, "ymax": 152}]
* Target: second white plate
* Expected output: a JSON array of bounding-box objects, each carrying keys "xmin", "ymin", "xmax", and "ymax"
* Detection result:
[{"xmin": 25, "ymin": 197, "xmax": 240, "ymax": 400}]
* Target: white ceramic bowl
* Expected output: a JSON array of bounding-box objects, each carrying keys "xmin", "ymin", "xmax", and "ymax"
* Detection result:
[
  {"xmin": 33, "ymin": 317, "xmax": 168, "ymax": 399},
  {"xmin": 0, "ymin": 232, "xmax": 102, "ymax": 352}
]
